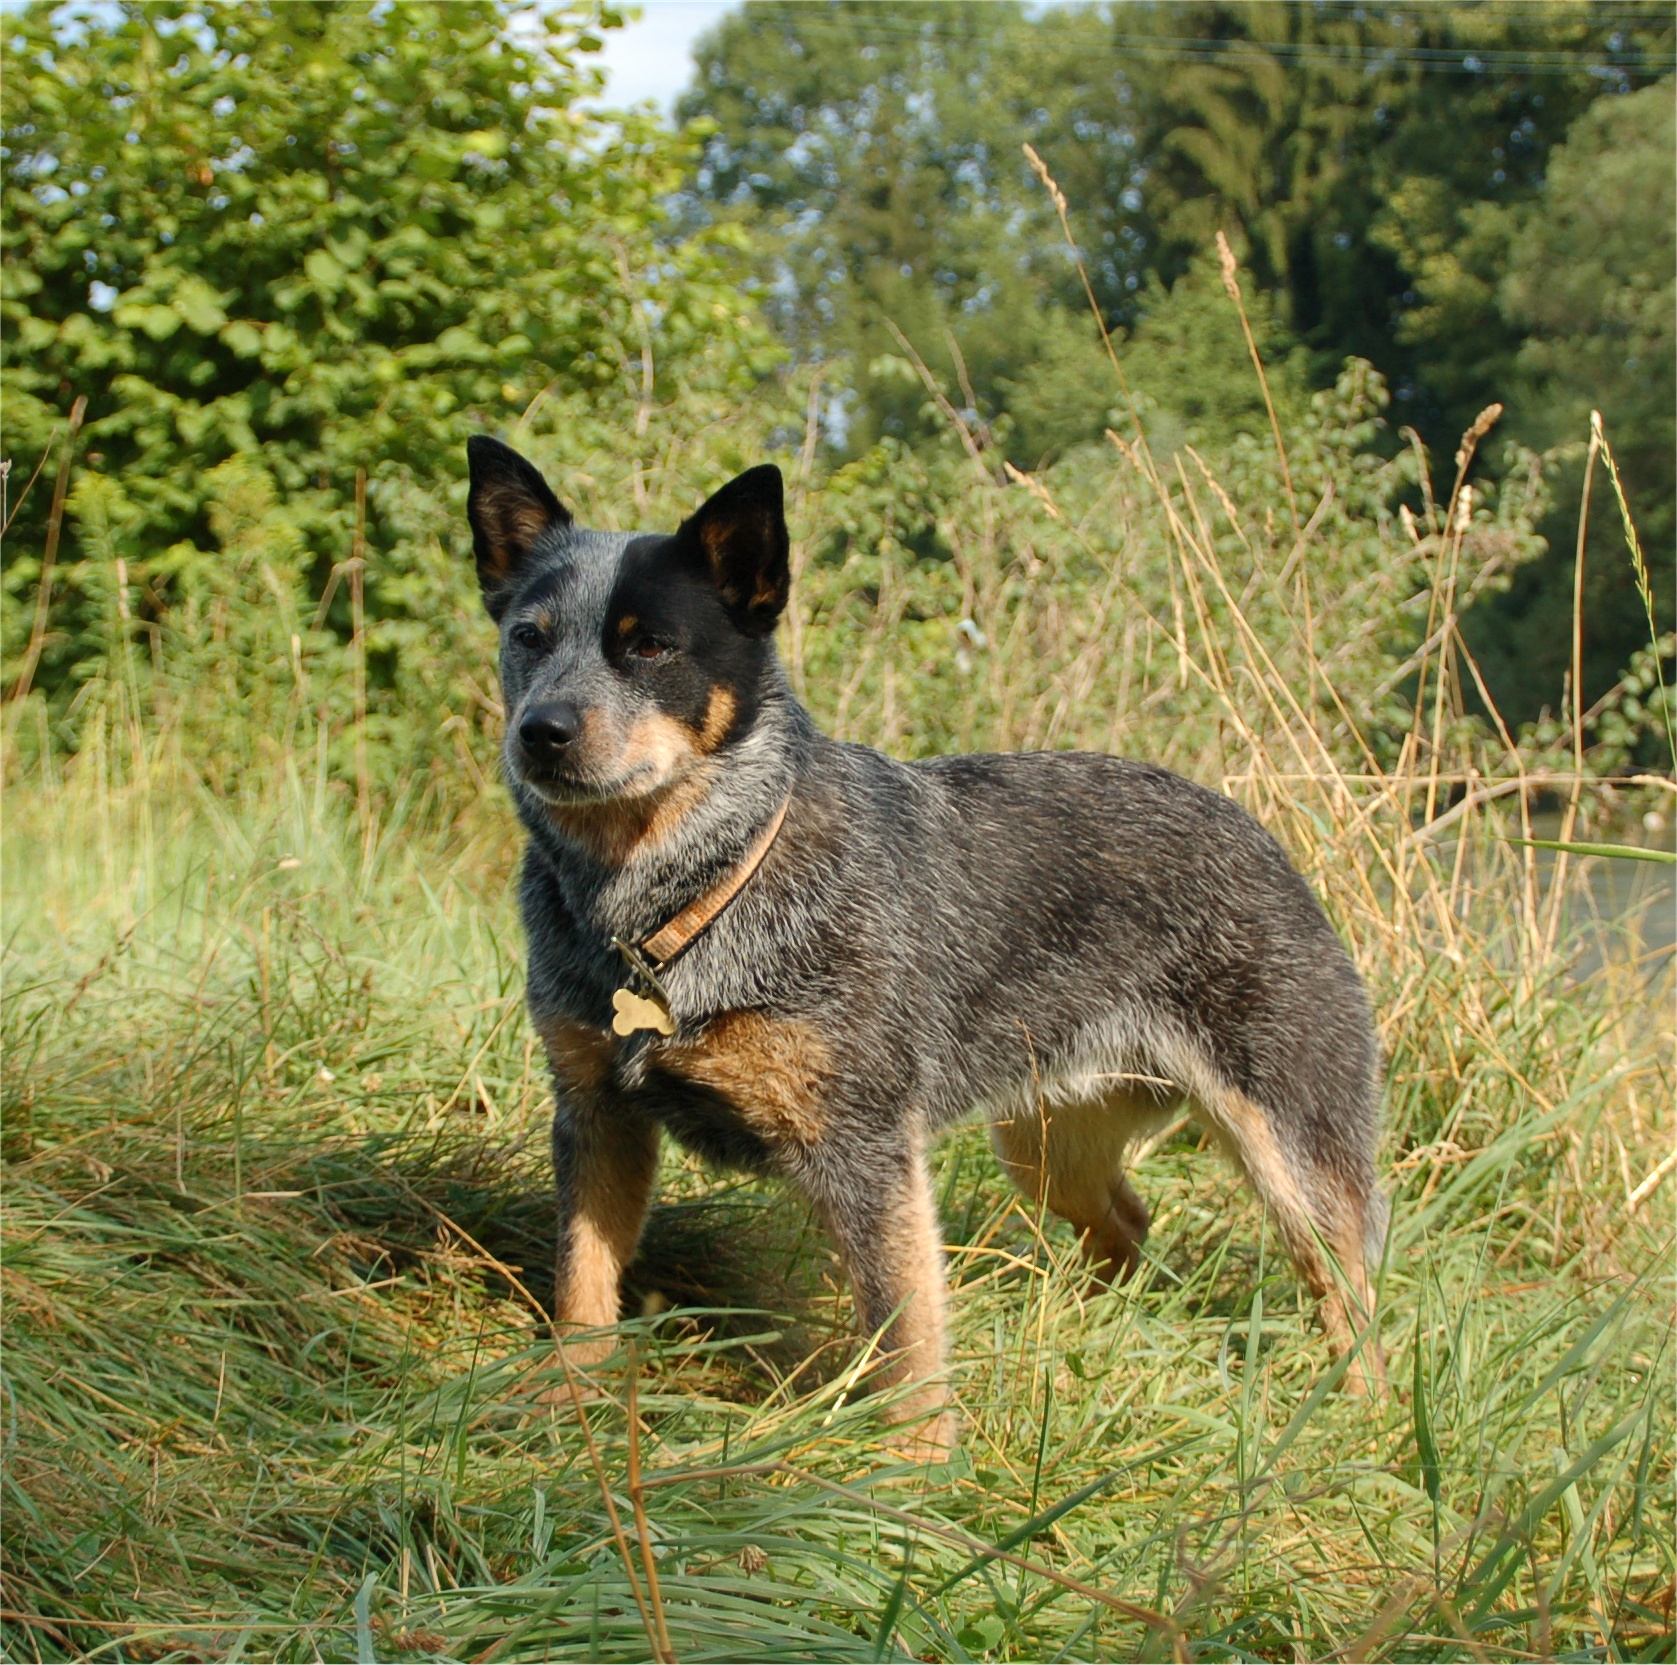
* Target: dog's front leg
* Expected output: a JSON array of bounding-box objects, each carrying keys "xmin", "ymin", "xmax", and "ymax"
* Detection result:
[
  {"xmin": 550, "ymin": 1101, "xmax": 660, "ymax": 1368},
  {"xmin": 809, "ymin": 1131, "xmax": 956, "ymax": 1457}
]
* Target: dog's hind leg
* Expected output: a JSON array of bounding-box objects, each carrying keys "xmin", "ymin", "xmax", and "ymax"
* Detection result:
[
  {"xmin": 991, "ymin": 1092, "xmax": 1171, "ymax": 1282},
  {"xmin": 1196, "ymin": 1081, "xmax": 1387, "ymax": 1397}
]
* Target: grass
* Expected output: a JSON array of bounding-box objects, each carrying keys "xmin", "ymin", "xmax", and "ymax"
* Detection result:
[{"xmin": 3, "ymin": 236, "xmax": 1673, "ymax": 1661}]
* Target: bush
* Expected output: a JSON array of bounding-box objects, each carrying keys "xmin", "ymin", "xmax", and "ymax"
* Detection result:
[{"xmin": 1, "ymin": 0, "xmax": 776, "ymax": 699}]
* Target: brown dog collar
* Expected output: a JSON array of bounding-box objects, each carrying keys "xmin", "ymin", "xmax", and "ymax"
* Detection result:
[{"xmin": 608, "ymin": 794, "xmax": 790, "ymax": 1036}]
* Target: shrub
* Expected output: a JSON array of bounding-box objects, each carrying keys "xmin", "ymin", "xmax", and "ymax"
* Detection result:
[{"xmin": 1, "ymin": 0, "xmax": 775, "ymax": 699}]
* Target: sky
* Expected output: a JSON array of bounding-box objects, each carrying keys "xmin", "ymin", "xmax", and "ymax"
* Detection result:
[{"xmin": 593, "ymin": 1, "xmax": 733, "ymax": 111}]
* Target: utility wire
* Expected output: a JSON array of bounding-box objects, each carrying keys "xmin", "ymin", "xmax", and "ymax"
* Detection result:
[{"xmin": 743, "ymin": 5, "xmax": 1676, "ymax": 77}]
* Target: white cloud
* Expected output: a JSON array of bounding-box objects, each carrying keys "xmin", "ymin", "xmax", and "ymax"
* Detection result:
[{"xmin": 594, "ymin": 1, "xmax": 733, "ymax": 113}]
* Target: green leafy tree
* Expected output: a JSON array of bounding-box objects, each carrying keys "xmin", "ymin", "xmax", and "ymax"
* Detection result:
[
  {"xmin": 2, "ymin": 0, "xmax": 773, "ymax": 696},
  {"xmin": 680, "ymin": 2, "xmax": 1672, "ymax": 453},
  {"xmin": 675, "ymin": 0, "xmax": 1672, "ymax": 717},
  {"xmin": 677, "ymin": 0, "xmax": 1137, "ymax": 461},
  {"xmin": 1464, "ymin": 80, "xmax": 1676, "ymax": 722},
  {"xmin": 1122, "ymin": 2, "xmax": 1672, "ymax": 428},
  {"xmin": 1361, "ymin": 5, "xmax": 1671, "ymax": 439}
]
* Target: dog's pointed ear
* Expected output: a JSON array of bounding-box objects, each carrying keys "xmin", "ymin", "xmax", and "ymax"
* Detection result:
[
  {"xmin": 676, "ymin": 464, "xmax": 790, "ymax": 638},
  {"xmin": 466, "ymin": 436, "xmax": 570, "ymax": 618}
]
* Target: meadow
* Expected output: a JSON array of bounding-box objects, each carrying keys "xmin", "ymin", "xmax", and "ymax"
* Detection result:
[{"xmin": 3, "ymin": 311, "xmax": 1673, "ymax": 1664}]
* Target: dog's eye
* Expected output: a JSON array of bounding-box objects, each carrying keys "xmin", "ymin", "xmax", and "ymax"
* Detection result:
[
  {"xmin": 631, "ymin": 637, "xmax": 674, "ymax": 662},
  {"xmin": 510, "ymin": 622, "xmax": 546, "ymax": 652}
]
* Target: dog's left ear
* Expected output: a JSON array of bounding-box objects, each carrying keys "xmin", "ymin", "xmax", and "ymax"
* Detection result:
[
  {"xmin": 466, "ymin": 436, "xmax": 571, "ymax": 618},
  {"xmin": 676, "ymin": 464, "xmax": 790, "ymax": 638}
]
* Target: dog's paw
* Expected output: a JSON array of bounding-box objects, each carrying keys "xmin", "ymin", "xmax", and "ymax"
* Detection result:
[
  {"xmin": 520, "ymin": 1334, "xmax": 621, "ymax": 1415},
  {"xmin": 886, "ymin": 1405, "xmax": 960, "ymax": 1464}
]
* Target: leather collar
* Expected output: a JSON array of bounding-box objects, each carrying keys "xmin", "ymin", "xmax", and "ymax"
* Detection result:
[
  {"xmin": 608, "ymin": 794, "xmax": 791, "ymax": 1034},
  {"xmin": 642, "ymin": 793, "xmax": 790, "ymax": 966}
]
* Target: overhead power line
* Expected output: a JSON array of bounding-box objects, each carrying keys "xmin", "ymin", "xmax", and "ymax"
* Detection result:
[{"xmin": 741, "ymin": 4, "xmax": 1677, "ymax": 79}]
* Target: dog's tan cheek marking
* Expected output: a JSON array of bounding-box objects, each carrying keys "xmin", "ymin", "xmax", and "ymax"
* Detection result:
[
  {"xmin": 660, "ymin": 1012, "xmax": 832, "ymax": 1146},
  {"xmin": 618, "ymin": 710, "xmax": 698, "ymax": 784},
  {"xmin": 545, "ymin": 767, "xmax": 715, "ymax": 867},
  {"xmin": 696, "ymin": 684, "xmax": 737, "ymax": 753}
]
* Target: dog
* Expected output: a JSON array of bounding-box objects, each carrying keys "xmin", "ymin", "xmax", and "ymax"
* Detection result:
[{"xmin": 467, "ymin": 436, "xmax": 1388, "ymax": 1451}]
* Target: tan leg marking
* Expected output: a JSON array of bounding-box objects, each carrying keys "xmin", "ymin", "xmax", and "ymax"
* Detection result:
[
  {"xmin": 991, "ymin": 1090, "xmax": 1171, "ymax": 1281},
  {"xmin": 659, "ymin": 1011, "xmax": 833, "ymax": 1147},
  {"xmin": 553, "ymin": 1118, "xmax": 660, "ymax": 1367},
  {"xmin": 813, "ymin": 1137, "xmax": 955, "ymax": 1457}
]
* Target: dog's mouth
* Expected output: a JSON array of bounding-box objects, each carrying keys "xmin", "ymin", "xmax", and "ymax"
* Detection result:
[{"xmin": 512, "ymin": 760, "xmax": 664, "ymax": 807}]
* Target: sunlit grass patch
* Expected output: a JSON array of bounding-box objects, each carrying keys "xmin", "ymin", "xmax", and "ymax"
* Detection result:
[{"xmin": 3, "ymin": 229, "xmax": 1672, "ymax": 1655}]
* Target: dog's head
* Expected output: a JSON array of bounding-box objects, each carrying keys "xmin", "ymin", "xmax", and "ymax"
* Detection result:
[{"xmin": 466, "ymin": 436, "xmax": 790, "ymax": 808}]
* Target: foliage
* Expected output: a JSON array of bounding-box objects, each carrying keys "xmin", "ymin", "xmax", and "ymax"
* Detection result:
[
  {"xmin": 1, "ymin": 0, "xmax": 776, "ymax": 698},
  {"xmin": 1131, "ymin": 3, "xmax": 1671, "ymax": 428},
  {"xmin": 1110, "ymin": 254, "xmax": 1314, "ymax": 456},
  {"xmin": 679, "ymin": 1, "xmax": 1673, "ymax": 438},
  {"xmin": 674, "ymin": 0, "xmax": 1675, "ymax": 720},
  {"xmin": 1461, "ymin": 81, "xmax": 1677, "ymax": 720},
  {"xmin": 2, "ymin": 9, "xmax": 1673, "ymax": 1658},
  {"xmin": 676, "ymin": 1, "xmax": 1135, "ymax": 460},
  {"xmin": 1501, "ymin": 83, "xmax": 1677, "ymax": 478}
]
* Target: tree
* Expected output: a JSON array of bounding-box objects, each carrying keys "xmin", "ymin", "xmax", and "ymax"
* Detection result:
[
  {"xmin": 2, "ymin": 0, "xmax": 772, "ymax": 695},
  {"xmin": 1120, "ymin": 2, "xmax": 1673, "ymax": 431},
  {"xmin": 674, "ymin": 0, "xmax": 1673, "ymax": 716},
  {"xmin": 679, "ymin": 2, "xmax": 1673, "ymax": 455},
  {"xmin": 676, "ymin": 0, "xmax": 1137, "ymax": 460},
  {"xmin": 1463, "ymin": 79, "xmax": 1676, "ymax": 721}
]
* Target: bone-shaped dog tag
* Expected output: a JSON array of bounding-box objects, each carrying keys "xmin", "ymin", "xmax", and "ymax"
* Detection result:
[{"xmin": 611, "ymin": 985, "xmax": 675, "ymax": 1038}]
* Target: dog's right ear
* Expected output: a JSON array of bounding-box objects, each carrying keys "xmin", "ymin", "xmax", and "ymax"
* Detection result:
[{"xmin": 466, "ymin": 436, "xmax": 571, "ymax": 618}]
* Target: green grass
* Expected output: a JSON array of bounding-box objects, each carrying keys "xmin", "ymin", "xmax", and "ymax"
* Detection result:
[{"xmin": 2, "ymin": 725, "xmax": 1671, "ymax": 1662}]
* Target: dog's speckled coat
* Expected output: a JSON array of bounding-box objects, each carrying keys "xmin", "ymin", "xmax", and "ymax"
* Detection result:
[{"xmin": 467, "ymin": 437, "xmax": 1388, "ymax": 1448}]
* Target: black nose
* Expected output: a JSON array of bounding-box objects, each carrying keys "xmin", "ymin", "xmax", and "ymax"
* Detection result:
[{"xmin": 519, "ymin": 701, "xmax": 581, "ymax": 759}]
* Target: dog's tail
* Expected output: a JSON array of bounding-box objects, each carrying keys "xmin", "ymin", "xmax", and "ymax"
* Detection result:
[{"xmin": 1362, "ymin": 1184, "xmax": 1390, "ymax": 1271}]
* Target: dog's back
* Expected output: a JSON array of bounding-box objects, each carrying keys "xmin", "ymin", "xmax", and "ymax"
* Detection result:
[{"xmin": 718, "ymin": 738, "xmax": 1388, "ymax": 1390}]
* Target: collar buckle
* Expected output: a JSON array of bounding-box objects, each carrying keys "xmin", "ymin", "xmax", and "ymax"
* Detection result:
[{"xmin": 609, "ymin": 934, "xmax": 672, "ymax": 1005}]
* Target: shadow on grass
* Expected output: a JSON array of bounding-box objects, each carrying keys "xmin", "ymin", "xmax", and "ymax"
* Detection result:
[
  {"xmin": 117, "ymin": 1120, "xmax": 1280, "ymax": 1414},
  {"xmin": 278, "ymin": 1129, "xmax": 849, "ymax": 1384}
]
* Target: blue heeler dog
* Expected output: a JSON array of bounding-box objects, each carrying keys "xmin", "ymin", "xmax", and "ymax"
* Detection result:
[{"xmin": 468, "ymin": 436, "xmax": 1388, "ymax": 1452}]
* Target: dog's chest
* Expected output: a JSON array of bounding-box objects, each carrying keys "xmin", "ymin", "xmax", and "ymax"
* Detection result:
[{"xmin": 537, "ymin": 1008, "xmax": 835, "ymax": 1171}]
